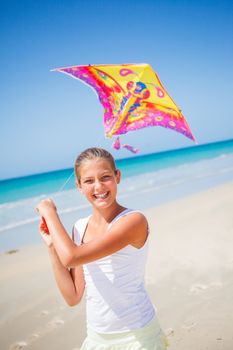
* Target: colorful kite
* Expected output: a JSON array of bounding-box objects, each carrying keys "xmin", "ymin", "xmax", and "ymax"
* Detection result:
[{"xmin": 53, "ymin": 63, "xmax": 195, "ymax": 152}]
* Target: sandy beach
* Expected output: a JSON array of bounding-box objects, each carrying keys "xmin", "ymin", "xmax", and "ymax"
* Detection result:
[{"xmin": 1, "ymin": 181, "xmax": 233, "ymax": 350}]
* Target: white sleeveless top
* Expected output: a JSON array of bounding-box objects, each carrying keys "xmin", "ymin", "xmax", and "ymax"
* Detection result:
[{"xmin": 73, "ymin": 208, "xmax": 156, "ymax": 333}]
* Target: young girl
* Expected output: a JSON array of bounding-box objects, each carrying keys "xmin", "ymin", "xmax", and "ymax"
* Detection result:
[{"xmin": 36, "ymin": 147, "xmax": 167, "ymax": 350}]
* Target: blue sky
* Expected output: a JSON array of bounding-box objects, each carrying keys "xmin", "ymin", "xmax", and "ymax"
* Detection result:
[{"xmin": 1, "ymin": 0, "xmax": 233, "ymax": 180}]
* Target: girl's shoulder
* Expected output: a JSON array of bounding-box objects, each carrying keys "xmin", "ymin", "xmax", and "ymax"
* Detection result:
[
  {"xmin": 108, "ymin": 209, "xmax": 149, "ymax": 249},
  {"xmin": 72, "ymin": 209, "xmax": 148, "ymax": 246},
  {"xmin": 109, "ymin": 208, "xmax": 147, "ymax": 228}
]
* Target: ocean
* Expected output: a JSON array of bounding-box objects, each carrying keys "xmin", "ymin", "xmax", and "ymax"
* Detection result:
[{"xmin": 0, "ymin": 139, "xmax": 233, "ymax": 253}]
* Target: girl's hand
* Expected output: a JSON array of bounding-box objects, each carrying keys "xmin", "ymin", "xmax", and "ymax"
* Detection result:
[
  {"xmin": 40, "ymin": 217, "xmax": 50, "ymax": 234},
  {"xmin": 39, "ymin": 219, "xmax": 53, "ymax": 247},
  {"xmin": 36, "ymin": 199, "xmax": 57, "ymax": 248},
  {"xmin": 36, "ymin": 198, "xmax": 57, "ymax": 217}
]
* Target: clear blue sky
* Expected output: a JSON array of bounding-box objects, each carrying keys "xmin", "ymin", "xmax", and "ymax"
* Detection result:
[{"xmin": 1, "ymin": 0, "xmax": 233, "ymax": 180}]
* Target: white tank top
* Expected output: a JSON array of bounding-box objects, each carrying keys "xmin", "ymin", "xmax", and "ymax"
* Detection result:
[{"xmin": 73, "ymin": 208, "xmax": 156, "ymax": 333}]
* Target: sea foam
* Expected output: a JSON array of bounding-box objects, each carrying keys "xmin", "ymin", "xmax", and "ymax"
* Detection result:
[{"xmin": 1, "ymin": 153, "xmax": 233, "ymax": 238}]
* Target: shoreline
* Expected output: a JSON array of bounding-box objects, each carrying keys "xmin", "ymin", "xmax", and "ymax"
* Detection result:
[
  {"xmin": 1, "ymin": 173, "xmax": 233, "ymax": 254},
  {"xmin": 1, "ymin": 138, "xmax": 232, "ymax": 203},
  {"xmin": 1, "ymin": 181, "xmax": 233, "ymax": 349}
]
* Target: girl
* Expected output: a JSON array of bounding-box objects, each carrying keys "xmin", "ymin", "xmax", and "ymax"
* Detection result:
[{"xmin": 36, "ymin": 147, "xmax": 167, "ymax": 350}]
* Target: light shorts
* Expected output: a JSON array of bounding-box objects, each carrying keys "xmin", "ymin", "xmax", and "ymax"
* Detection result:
[{"xmin": 80, "ymin": 316, "xmax": 168, "ymax": 350}]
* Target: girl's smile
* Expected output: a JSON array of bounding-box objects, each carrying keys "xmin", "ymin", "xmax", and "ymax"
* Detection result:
[
  {"xmin": 93, "ymin": 191, "xmax": 110, "ymax": 200},
  {"xmin": 77, "ymin": 159, "xmax": 121, "ymax": 209}
]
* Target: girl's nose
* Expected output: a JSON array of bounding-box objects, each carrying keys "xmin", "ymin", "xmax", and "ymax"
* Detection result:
[{"xmin": 94, "ymin": 179, "xmax": 103, "ymax": 190}]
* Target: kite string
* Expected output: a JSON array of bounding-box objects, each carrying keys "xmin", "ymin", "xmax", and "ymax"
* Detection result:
[
  {"xmin": 56, "ymin": 132, "xmax": 105, "ymax": 194},
  {"xmin": 57, "ymin": 170, "xmax": 75, "ymax": 193}
]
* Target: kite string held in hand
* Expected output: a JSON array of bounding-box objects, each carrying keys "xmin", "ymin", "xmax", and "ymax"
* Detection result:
[
  {"xmin": 41, "ymin": 133, "xmax": 104, "ymax": 233},
  {"xmin": 40, "ymin": 170, "xmax": 75, "ymax": 234},
  {"xmin": 41, "ymin": 171, "xmax": 75, "ymax": 235}
]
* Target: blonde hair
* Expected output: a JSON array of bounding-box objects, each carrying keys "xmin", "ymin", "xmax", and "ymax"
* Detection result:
[{"xmin": 75, "ymin": 147, "xmax": 117, "ymax": 180}]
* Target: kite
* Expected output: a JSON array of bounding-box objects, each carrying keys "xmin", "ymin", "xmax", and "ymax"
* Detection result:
[{"xmin": 53, "ymin": 63, "xmax": 195, "ymax": 152}]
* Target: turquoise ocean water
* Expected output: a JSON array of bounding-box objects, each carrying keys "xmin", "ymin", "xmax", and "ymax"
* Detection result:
[{"xmin": 0, "ymin": 139, "xmax": 233, "ymax": 252}]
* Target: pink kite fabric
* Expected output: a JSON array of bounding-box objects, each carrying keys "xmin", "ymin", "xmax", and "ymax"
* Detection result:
[
  {"xmin": 54, "ymin": 63, "xmax": 195, "ymax": 152},
  {"xmin": 112, "ymin": 137, "xmax": 139, "ymax": 153}
]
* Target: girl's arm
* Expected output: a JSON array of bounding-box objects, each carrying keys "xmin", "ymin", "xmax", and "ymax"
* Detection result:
[
  {"xmin": 37, "ymin": 199, "xmax": 148, "ymax": 268},
  {"xmin": 39, "ymin": 219, "xmax": 85, "ymax": 306},
  {"xmin": 47, "ymin": 245, "xmax": 85, "ymax": 306}
]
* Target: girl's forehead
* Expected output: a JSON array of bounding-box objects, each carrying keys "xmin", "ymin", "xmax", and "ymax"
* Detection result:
[{"xmin": 79, "ymin": 158, "xmax": 114, "ymax": 175}]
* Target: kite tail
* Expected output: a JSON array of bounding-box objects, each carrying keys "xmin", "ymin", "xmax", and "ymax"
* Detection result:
[{"xmin": 112, "ymin": 137, "xmax": 139, "ymax": 154}]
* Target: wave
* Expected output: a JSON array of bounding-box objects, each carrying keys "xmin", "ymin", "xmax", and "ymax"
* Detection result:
[
  {"xmin": 0, "ymin": 203, "xmax": 91, "ymax": 233},
  {"xmin": 1, "ymin": 154, "xmax": 233, "ymax": 234},
  {"xmin": 0, "ymin": 217, "xmax": 40, "ymax": 232}
]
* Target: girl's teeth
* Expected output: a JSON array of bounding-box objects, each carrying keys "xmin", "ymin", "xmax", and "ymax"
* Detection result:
[{"xmin": 95, "ymin": 193, "xmax": 108, "ymax": 198}]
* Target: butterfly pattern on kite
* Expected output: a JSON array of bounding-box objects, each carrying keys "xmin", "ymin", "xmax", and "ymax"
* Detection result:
[{"xmin": 54, "ymin": 63, "xmax": 195, "ymax": 153}]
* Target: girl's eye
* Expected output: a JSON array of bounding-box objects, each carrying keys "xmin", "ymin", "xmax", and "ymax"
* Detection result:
[
  {"xmin": 83, "ymin": 179, "xmax": 93, "ymax": 184},
  {"xmin": 102, "ymin": 175, "xmax": 111, "ymax": 181}
]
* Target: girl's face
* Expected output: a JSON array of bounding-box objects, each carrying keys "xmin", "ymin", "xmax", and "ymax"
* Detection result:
[{"xmin": 76, "ymin": 158, "xmax": 121, "ymax": 209}]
